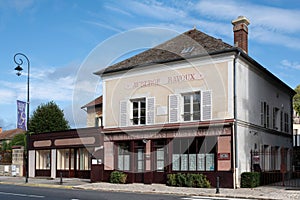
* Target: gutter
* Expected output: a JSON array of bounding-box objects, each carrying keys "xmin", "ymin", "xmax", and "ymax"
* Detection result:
[{"xmin": 233, "ymin": 50, "xmax": 241, "ymax": 189}]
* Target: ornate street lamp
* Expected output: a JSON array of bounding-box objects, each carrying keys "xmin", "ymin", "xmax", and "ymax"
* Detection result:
[{"xmin": 14, "ymin": 53, "xmax": 30, "ymax": 183}]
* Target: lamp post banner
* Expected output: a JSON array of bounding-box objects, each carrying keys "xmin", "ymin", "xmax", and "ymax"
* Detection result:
[{"xmin": 17, "ymin": 100, "xmax": 26, "ymax": 130}]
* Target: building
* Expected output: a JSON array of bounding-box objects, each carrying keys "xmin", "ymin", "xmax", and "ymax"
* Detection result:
[
  {"xmin": 0, "ymin": 127, "xmax": 25, "ymax": 149},
  {"xmin": 81, "ymin": 96, "xmax": 103, "ymax": 128},
  {"xmin": 293, "ymin": 111, "xmax": 300, "ymax": 171},
  {"xmin": 93, "ymin": 16, "xmax": 295, "ymax": 188},
  {"xmin": 28, "ymin": 127, "xmax": 103, "ymax": 179}
]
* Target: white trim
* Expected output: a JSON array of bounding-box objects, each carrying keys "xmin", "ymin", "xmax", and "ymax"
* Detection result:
[
  {"xmin": 51, "ymin": 149, "xmax": 56, "ymax": 178},
  {"xmin": 228, "ymin": 61, "xmax": 234, "ymax": 118},
  {"xmin": 102, "ymin": 81, "xmax": 106, "ymax": 127}
]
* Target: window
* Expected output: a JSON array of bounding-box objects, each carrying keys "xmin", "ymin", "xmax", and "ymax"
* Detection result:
[
  {"xmin": 260, "ymin": 102, "xmax": 269, "ymax": 128},
  {"xmin": 131, "ymin": 98, "xmax": 146, "ymax": 125},
  {"xmin": 284, "ymin": 113, "xmax": 289, "ymax": 133},
  {"xmin": 136, "ymin": 148, "xmax": 144, "ymax": 172},
  {"xmin": 117, "ymin": 143, "xmax": 130, "ymax": 171},
  {"xmin": 95, "ymin": 117, "xmax": 102, "ymax": 127},
  {"xmin": 36, "ymin": 150, "xmax": 50, "ymax": 170},
  {"xmin": 183, "ymin": 92, "xmax": 200, "ymax": 121},
  {"xmin": 76, "ymin": 148, "xmax": 91, "ymax": 170},
  {"xmin": 172, "ymin": 137, "xmax": 216, "ymax": 171},
  {"xmin": 273, "ymin": 107, "xmax": 279, "ymax": 130},
  {"xmin": 120, "ymin": 97, "xmax": 155, "ymax": 127},
  {"xmin": 57, "ymin": 149, "xmax": 74, "ymax": 170}
]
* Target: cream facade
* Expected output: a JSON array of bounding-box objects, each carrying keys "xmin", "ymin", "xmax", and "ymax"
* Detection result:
[{"xmin": 103, "ymin": 56, "xmax": 233, "ymax": 128}]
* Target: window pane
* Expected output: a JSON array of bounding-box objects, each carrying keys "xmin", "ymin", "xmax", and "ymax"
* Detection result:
[
  {"xmin": 193, "ymin": 111, "xmax": 200, "ymax": 120},
  {"xmin": 197, "ymin": 154, "xmax": 205, "ymax": 171},
  {"xmin": 133, "ymin": 102, "xmax": 139, "ymax": 109},
  {"xmin": 189, "ymin": 154, "xmax": 196, "ymax": 171},
  {"xmin": 206, "ymin": 153, "xmax": 214, "ymax": 171},
  {"xmin": 140, "ymin": 117, "xmax": 146, "ymax": 124},
  {"xmin": 184, "ymin": 95, "xmax": 190, "ymax": 103},
  {"xmin": 184, "ymin": 113, "xmax": 191, "ymax": 121},
  {"xmin": 133, "ymin": 118, "xmax": 139, "ymax": 125},
  {"xmin": 193, "ymin": 92, "xmax": 200, "ymax": 103},
  {"xmin": 181, "ymin": 154, "xmax": 188, "ymax": 171},
  {"xmin": 140, "ymin": 101, "xmax": 146, "ymax": 109},
  {"xmin": 172, "ymin": 154, "xmax": 180, "ymax": 171}
]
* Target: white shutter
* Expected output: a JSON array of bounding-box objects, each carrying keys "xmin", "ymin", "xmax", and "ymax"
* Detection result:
[
  {"xmin": 169, "ymin": 94, "xmax": 180, "ymax": 123},
  {"xmin": 119, "ymin": 100, "xmax": 128, "ymax": 127},
  {"xmin": 201, "ymin": 90, "xmax": 212, "ymax": 121},
  {"xmin": 146, "ymin": 97, "xmax": 155, "ymax": 125}
]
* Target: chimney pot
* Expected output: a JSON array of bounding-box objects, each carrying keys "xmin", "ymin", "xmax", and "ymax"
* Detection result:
[{"xmin": 232, "ymin": 16, "xmax": 250, "ymax": 53}]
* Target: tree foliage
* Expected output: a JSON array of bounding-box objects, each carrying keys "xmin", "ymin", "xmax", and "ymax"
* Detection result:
[
  {"xmin": 29, "ymin": 101, "xmax": 70, "ymax": 134},
  {"xmin": 294, "ymin": 85, "xmax": 300, "ymax": 115},
  {"xmin": 11, "ymin": 133, "xmax": 25, "ymax": 147}
]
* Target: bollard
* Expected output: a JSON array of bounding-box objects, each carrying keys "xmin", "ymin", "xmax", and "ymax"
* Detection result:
[
  {"xmin": 60, "ymin": 172, "xmax": 63, "ymax": 185},
  {"xmin": 216, "ymin": 176, "xmax": 220, "ymax": 194}
]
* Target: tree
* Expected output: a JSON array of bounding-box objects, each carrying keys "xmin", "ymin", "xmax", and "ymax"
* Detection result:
[
  {"xmin": 11, "ymin": 133, "xmax": 25, "ymax": 147},
  {"xmin": 29, "ymin": 101, "xmax": 70, "ymax": 134},
  {"xmin": 294, "ymin": 85, "xmax": 300, "ymax": 115}
]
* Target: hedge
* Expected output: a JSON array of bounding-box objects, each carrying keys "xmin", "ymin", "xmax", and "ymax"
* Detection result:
[
  {"xmin": 167, "ymin": 173, "xmax": 211, "ymax": 188},
  {"xmin": 241, "ymin": 172, "xmax": 260, "ymax": 188}
]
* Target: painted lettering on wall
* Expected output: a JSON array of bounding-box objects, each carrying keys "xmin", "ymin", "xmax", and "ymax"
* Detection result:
[{"xmin": 125, "ymin": 73, "xmax": 204, "ymax": 89}]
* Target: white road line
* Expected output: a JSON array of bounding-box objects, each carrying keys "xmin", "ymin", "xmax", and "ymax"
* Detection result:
[
  {"xmin": 182, "ymin": 197, "xmax": 255, "ymax": 200},
  {"xmin": 0, "ymin": 191, "xmax": 45, "ymax": 198}
]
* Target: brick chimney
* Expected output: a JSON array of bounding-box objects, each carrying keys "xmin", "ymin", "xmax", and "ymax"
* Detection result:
[
  {"xmin": 0, "ymin": 127, "xmax": 2, "ymax": 133},
  {"xmin": 232, "ymin": 16, "xmax": 250, "ymax": 53}
]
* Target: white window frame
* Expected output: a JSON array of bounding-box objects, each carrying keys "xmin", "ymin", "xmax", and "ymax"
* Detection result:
[
  {"xmin": 130, "ymin": 98, "xmax": 146, "ymax": 126},
  {"xmin": 181, "ymin": 92, "xmax": 201, "ymax": 122}
]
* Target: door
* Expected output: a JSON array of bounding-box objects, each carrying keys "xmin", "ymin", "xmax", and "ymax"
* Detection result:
[
  {"xmin": 152, "ymin": 140, "xmax": 167, "ymax": 183},
  {"xmin": 134, "ymin": 141, "xmax": 145, "ymax": 183}
]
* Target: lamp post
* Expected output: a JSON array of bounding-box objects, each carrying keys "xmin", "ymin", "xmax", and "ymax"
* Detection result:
[{"xmin": 14, "ymin": 53, "xmax": 30, "ymax": 183}]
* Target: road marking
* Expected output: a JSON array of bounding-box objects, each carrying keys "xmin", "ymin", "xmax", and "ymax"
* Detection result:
[
  {"xmin": 182, "ymin": 197, "xmax": 255, "ymax": 200},
  {"xmin": 0, "ymin": 191, "xmax": 45, "ymax": 198}
]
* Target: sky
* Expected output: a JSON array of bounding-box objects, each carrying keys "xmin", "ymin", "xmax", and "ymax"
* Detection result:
[{"xmin": 0, "ymin": 0, "xmax": 300, "ymax": 130}]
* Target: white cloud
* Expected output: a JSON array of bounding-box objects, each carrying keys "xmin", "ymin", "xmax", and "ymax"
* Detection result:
[{"xmin": 281, "ymin": 59, "xmax": 300, "ymax": 70}]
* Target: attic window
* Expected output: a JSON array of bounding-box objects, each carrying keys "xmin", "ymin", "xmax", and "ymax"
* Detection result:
[{"xmin": 181, "ymin": 46, "xmax": 194, "ymax": 54}]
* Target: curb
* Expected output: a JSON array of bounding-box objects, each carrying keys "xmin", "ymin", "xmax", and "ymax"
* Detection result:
[
  {"xmin": 72, "ymin": 185, "xmax": 280, "ymax": 200},
  {"xmin": 0, "ymin": 181, "xmax": 74, "ymax": 189}
]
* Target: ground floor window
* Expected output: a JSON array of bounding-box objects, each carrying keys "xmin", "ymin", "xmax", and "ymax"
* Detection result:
[
  {"xmin": 172, "ymin": 137, "xmax": 216, "ymax": 171},
  {"xmin": 117, "ymin": 142, "xmax": 130, "ymax": 171},
  {"xmin": 36, "ymin": 150, "xmax": 50, "ymax": 170},
  {"xmin": 57, "ymin": 149, "xmax": 74, "ymax": 170},
  {"xmin": 76, "ymin": 148, "xmax": 91, "ymax": 170}
]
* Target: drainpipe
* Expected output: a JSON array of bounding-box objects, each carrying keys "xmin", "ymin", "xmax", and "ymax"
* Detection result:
[{"xmin": 233, "ymin": 50, "xmax": 241, "ymax": 189}]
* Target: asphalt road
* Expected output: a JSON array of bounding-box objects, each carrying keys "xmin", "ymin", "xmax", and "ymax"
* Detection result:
[
  {"xmin": 0, "ymin": 184, "xmax": 254, "ymax": 200},
  {"xmin": 0, "ymin": 184, "xmax": 180, "ymax": 200}
]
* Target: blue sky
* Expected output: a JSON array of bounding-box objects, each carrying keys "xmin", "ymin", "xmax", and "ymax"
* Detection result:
[{"xmin": 0, "ymin": 0, "xmax": 300, "ymax": 130}]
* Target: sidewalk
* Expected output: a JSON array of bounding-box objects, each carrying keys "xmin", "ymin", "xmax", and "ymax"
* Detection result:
[{"xmin": 0, "ymin": 176, "xmax": 300, "ymax": 199}]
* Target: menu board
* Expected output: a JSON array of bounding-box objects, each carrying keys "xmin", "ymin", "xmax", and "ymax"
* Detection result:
[
  {"xmin": 189, "ymin": 154, "xmax": 196, "ymax": 171},
  {"xmin": 206, "ymin": 153, "xmax": 214, "ymax": 171},
  {"xmin": 172, "ymin": 154, "xmax": 180, "ymax": 171},
  {"xmin": 197, "ymin": 154, "xmax": 205, "ymax": 171},
  {"xmin": 181, "ymin": 154, "xmax": 188, "ymax": 171}
]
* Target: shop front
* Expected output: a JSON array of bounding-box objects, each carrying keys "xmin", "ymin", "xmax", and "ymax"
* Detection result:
[
  {"xmin": 101, "ymin": 121, "xmax": 234, "ymax": 187},
  {"xmin": 28, "ymin": 127, "xmax": 103, "ymax": 179}
]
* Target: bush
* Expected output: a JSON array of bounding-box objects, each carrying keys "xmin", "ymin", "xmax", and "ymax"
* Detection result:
[
  {"xmin": 241, "ymin": 172, "xmax": 260, "ymax": 188},
  {"xmin": 109, "ymin": 171, "xmax": 127, "ymax": 184},
  {"xmin": 166, "ymin": 174, "xmax": 177, "ymax": 186},
  {"xmin": 166, "ymin": 173, "xmax": 211, "ymax": 188}
]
